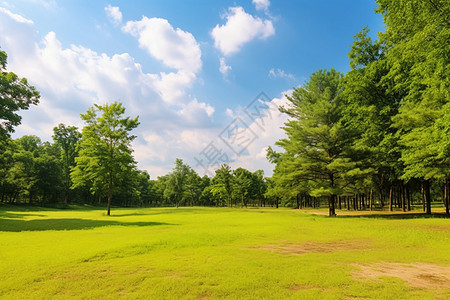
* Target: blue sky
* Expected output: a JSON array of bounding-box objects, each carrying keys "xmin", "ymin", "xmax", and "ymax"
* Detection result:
[{"xmin": 0, "ymin": 0, "xmax": 384, "ymax": 178}]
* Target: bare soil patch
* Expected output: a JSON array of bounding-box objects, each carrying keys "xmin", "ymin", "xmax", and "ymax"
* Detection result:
[
  {"xmin": 353, "ymin": 262, "xmax": 450, "ymax": 289},
  {"xmin": 287, "ymin": 284, "xmax": 321, "ymax": 291},
  {"xmin": 250, "ymin": 240, "xmax": 371, "ymax": 255}
]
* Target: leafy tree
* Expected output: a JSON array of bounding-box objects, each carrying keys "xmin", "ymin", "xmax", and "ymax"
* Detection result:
[
  {"xmin": 210, "ymin": 164, "xmax": 233, "ymax": 207},
  {"xmin": 232, "ymin": 167, "xmax": 253, "ymax": 208},
  {"xmin": 164, "ymin": 158, "xmax": 191, "ymax": 208},
  {"xmin": 340, "ymin": 26, "xmax": 400, "ymax": 208},
  {"xmin": 273, "ymin": 69, "xmax": 361, "ymax": 216},
  {"xmin": 185, "ymin": 168, "xmax": 203, "ymax": 206},
  {"xmin": 252, "ymin": 170, "xmax": 267, "ymax": 206},
  {"xmin": 34, "ymin": 142, "xmax": 64, "ymax": 203},
  {"xmin": 71, "ymin": 102, "xmax": 139, "ymax": 215},
  {"xmin": 52, "ymin": 124, "xmax": 81, "ymax": 203},
  {"xmin": 0, "ymin": 49, "xmax": 40, "ymax": 139}
]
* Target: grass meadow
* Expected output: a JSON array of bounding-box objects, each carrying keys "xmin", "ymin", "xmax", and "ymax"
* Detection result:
[{"xmin": 0, "ymin": 205, "xmax": 449, "ymax": 299}]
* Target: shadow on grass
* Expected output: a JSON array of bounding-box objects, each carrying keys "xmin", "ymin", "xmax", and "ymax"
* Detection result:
[
  {"xmin": 0, "ymin": 218, "xmax": 174, "ymax": 232},
  {"xmin": 0, "ymin": 211, "xmax": 48, "ymax": 219},
  {"xmin": 338, "ymin": 212, "xmax": 449, "ymax": 219}
]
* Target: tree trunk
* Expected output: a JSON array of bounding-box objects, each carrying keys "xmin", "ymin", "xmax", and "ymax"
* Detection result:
[
  {"xmin": 406, "ymin": 183, "xmax": 411, "ymax": 211},
  {"xmin": 402, "ymin": 182, "xmax": 406, "ymax": 212},
  {"xmin": 445, "ymin": 179, "xmax": 449, "ymax": 215},
  {"xmin": 421, "ymin": 183, "xmax": 426, "ymax": 212},
  {"xmin": 296, "ymin": 194, "xmax": 300, "ymax": 209},
  {"xmin": 107, "ymin": 172, "xmax": 112, "ymax": 216},
  {"xmin": 389, "ymin": 185, "xmax": 393, "ymax": 212},
  {"xmin": 370, "ymin": 189, "xmax": 373, "ymax": 211},
  {"xmin": 328, "ymin": 195, "xmax": 336, "ymax": 216},
  {"xmin": 424, "ymin": 180, "xmax": 432, "ymax": 215},
  {"xmin": 275, "ymin": 197, "xmax": 279, "ymax": 208}
]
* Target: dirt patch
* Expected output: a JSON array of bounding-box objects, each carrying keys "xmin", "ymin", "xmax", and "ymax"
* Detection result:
[
  {"xmin": 422, "ymin": 225, "xmax": 450, "ymax": 232},
  {"xmin": 197, "ymin": 291, "xmax": 211, "ymax": 299},
  {"xmin": 250, "ymin": 240, "xmax": 371, "ymax": 255},
  {"xmin": 287, "ymin": 284, "xmax": 320, "ymax": 291},
  {"xmin": 353, "ymin": 262, "xmax": 450, "ymax": 289}
]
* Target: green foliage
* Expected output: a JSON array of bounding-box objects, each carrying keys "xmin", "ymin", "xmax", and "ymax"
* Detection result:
[
  {"xmin": 52, "ymin": 124, "xmax": 81, "ymax": 203},
  {"xmin": 71, "ymin": 102, "xmax": 139, "ymax": 215},
  {"xmin": 164, "ymin": 159, "xmax": 192, "ymax": 207},
  {"xmin": 273, "ymin": 69, "xmax": 361, "ymax": 215},
  {"xmin": 210, "ymin": 164, "xmax": 233, "ymax": 207},
  {"xmin": 0, "ymin": 49, "xmax": 40, "ymax": 138}
]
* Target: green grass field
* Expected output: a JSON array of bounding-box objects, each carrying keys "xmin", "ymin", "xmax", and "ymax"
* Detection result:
[{"xmin": 0, "ymin": 206, "xmax": 449, "ymax": 299}]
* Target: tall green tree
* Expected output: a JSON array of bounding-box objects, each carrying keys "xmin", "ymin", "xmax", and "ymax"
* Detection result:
[
  {"xmin": 340, "ymin": 26, "xmax": 400, "ymax": 208},
  {"xmin": 0, "ymin": 50, "xmax": 40, "ymax": 139},
  {"xmin": 164, "ymin": 158, "xmax": 190, "ymax": 208},
  {"xmin": 274, "ymin": 69, "xmax": 361, "ymax": 216},
  {"xmin": 210, "ymin": 164, "xmax": 233, "ymax": 207},
  {"xmin": 232, "ymin": 167, "xmax": 253, "ymax": 208},
  {"xmin": 71, "ymin": 102, "xmax": 139, "ymax": 215},
  {"xmin": 53, "ymin": 124, "xmax": 81, "ymax": 204}
]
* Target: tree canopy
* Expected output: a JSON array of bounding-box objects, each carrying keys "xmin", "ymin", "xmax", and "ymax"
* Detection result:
[{"xmin": 0, "ymin": 49, "xmax": 40, "ymax": 139}]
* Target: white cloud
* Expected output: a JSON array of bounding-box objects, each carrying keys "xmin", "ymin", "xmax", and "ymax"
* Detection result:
[
  {"xmin": 268, "ymin": 68, "xmax": 296, "ymax": 81},
  {"xmin": 219, "ymin": 57, "xmax": 231, "ymax": 76},
  {"xmin": 123, "ymin": 16, "xmax": 202, "ymax": 74},
  {"xmin": 226, "ymin": 92, "xmax": 289, "ymax": 176},
  {"xmin": 225, "ymin": 108, "xmax": 234, "ymax": 118},
  {"xmin": 252, "ymin": 0, "xmax": 270, "ymax": 11},
  {"xmin": 152, "ymin": 70, "xmax": 196, "ymax": 104},
  {"xmin": 0, "ymin": 7, "xmax": 33, "ymax": 24},
  {"xmin": 211, "ymin": 6, "xmax": 274, "ymax": 56},
  {"xmin": 178, "ymin": 98, "xmax": 215, "ymax": 124},
  {"xmin": 105, "ymin": 5, "xmax": 122, "ymax": 25}
]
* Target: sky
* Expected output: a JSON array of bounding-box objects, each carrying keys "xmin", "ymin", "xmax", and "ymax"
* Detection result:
[{"xmin": 0, "ymin": 0, "xmax": 384, "ymax": 178}]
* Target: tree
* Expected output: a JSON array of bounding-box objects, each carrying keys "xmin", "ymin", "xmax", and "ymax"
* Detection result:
[
  {"xmin": 340, "ymin": 26, "xmax": 400, "ymax": 210},
  {"xmin": 377, "ymin": 0, "xmax": 450, "ymax": 214},
  {"xmin": 53, "ymin": 124, "xmax": 81, "ymax": 204},
  {"xmin": 273, "ymin": 69, "xmax": 361, "ymax": 216},
  {"xmin": 232, "ymin": 168, "xmax": 253, "ymax": 208},
  {"xmin": 71, "ymin": 102, "xmax": 139, "ymax": 215},
  {"xmin": 0, "ymin": 49, "xmax": 40, "ymax": 139},
  {"xmin": 185, "ymin": 168, "xmax": 203, "ymax": 206},
  {"xmin": 164, "ymin": 158, "xmax": 190, "ymax": 208},
  {"xmin": 210, "ymin": 164, "xmax": 233, "ymax": 207}
]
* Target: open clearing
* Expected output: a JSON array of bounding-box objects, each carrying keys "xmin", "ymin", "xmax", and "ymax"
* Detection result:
[{"xmin": 0, "ymin": 206, "xmax": 449, "ymax": 299}]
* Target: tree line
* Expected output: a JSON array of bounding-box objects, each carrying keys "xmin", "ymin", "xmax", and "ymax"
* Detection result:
[{"xmin": 266, "ymin": 0, "xmax": 450, "ymax": 216}]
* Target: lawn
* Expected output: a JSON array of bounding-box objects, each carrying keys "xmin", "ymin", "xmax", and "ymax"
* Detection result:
[{"xmin": 0, "ymin": 205, "xmax": 449, "ymax": 299}]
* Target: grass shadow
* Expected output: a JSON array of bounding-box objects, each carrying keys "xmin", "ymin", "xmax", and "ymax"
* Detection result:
[
  {"xmin": 0, "ymin": 211, "xmax": 47, "ymax": 219},
  {"xmin": 0, "ymin": 218, "xmax": 175, "ymax": 232}
]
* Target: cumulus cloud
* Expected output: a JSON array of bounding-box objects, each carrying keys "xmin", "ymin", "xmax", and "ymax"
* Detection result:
[
  {"xmin": 123, "ymin": 17, "xmax": 202, "ymax": 74},
  {"xmin": 252, "ymin": 0, "xmax": 270, "ymax": 11},
  {"xmin": 211, "ymin": 6, "xmax": 274, "ymax": 56},
  {"xmin": 219, "ymin": 57, "xmax": 231, "ymax": 76},
  {"xmin": 105, "ymin": 5, "xmax": 122, "ymax": 25},
  {"xmin": 268, "ymin": 68, "xmax": 296, "ymax": 81}
]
